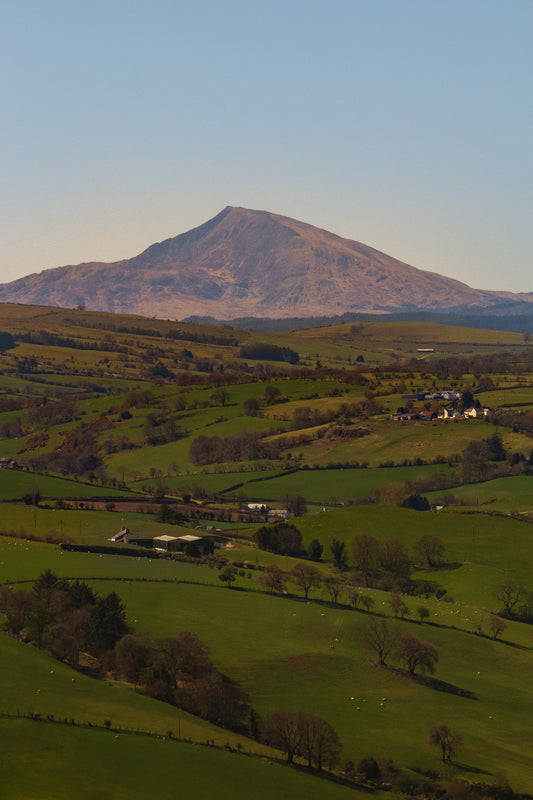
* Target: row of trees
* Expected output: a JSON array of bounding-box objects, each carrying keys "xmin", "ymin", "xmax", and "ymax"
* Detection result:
[
  {"xmin": 257, "ymin": 525, "xmax": 444, "ymax": 588},
  {"xmin": 346, "ymin": 532, "xmax": 445, "ymax": 590},
  {"xmin": 255, "ymin": 562, "xmax": 407, "ymax": 606},
  {"xmin": 257, "ymin": 522, "xmax": 445, "ymax": 576},
  {"xmin": 261, "ymin": 711, "xmax": 461, "ymax": 772},
  {"xmin": 260, "ymin": 710, "xmax": 340, "ymax": 767},
  {"xmin": 0, "ymin": 398, "xmax": 77, "ymax": 439},
  {"xmin": 364, "ymin": 618, "xmax": 439, "ymax": 675},
  {"xmin": 251, "ymin": 528, "xmax": 448, "ymax": 601},
  {"xmin": 189, "ymin": 430, "xmax": 280, "ymax": 466}
]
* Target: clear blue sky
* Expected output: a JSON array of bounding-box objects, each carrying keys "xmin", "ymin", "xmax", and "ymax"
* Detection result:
[{"xmin": 2, "ymin": 0, "xmax": 532, "ymax": 292}]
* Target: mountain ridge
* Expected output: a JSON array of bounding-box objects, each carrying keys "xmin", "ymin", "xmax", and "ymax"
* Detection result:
[{"xmin": 1, "ymin": 206, "xmax": 531, "ymax": 319}]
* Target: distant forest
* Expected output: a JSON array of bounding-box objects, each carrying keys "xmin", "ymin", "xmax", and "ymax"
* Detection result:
[{"xmin": 185, "ymin": 308, "xmax": 533, "ymax": 333}]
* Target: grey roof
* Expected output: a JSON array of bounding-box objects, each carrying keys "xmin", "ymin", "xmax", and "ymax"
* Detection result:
[{"xmin": 153, "ymin": 535, "xmax": 180, "ymax": 543}]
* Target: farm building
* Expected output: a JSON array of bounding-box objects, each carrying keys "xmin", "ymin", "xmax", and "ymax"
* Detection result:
[
  {"xmin": 153, "ymin": 533, "xmax": 207, "ymax": 555},
  {"xmin": 110, "ymin": 528, "xmax": 215, "ymax": 556},
  {"xmin": 464, "ymin": 406, "xmax": 492, "ymax": 419},
  {"xmin": 247, "ymin": 503, "xmax": 270, "ymax": 513},
  {"xmin": 109, "ymin": 528, "xmax": 153, "ymax": 547}
]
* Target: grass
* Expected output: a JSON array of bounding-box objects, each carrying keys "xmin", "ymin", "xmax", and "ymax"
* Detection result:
[
  {"xmin": 129, "ymin": 463, "xmax": 454, "ymax": 504},
  {"xmin": 0, "ymin": 503, "xmax": 197, "ymax": 546},
  {"xmin": 71, "ymin": 576, "xmax": 533, "ymax": 790},
  {"xmin": 2, "ymin": 527, "xmax": 533, "ymax": 789},
  {"xmin": 0, "ymin": 537, "xmax": 225, "ymax": 585},
  {"xmin": 0, "ymin": 471, "xmax": 132, "ymax": 501},
  {"xmin": 211, "ymin": 464, "xmax": 454, "ymax": 504},
  {"xmin": 293, "ymin": 504, "xmax": 533, "ymax": 608},
  {"xmin": 426, "ymin": 475, "xmax": 533, "ymax": 513},
  {"xmin": 3, "ymin": 304, "xmax": 533, "ymax": 793},
  {"xmin": 288, "ymin": 418, "xmax": 533, "ymax": 468},
  {"xmin": 479, "ymin": 385, "xmax": 533, "ymax": 409},
  {"xmin": 0, "ymin": 630, "xmax": 214, "ymax": 739},
  {"xmin": 0, "ymin": 718, "xmax": 371, "ymax": 800},
  {"xmin": 129, "ymin": 470, "xmax": 287, "ymax": 498}
]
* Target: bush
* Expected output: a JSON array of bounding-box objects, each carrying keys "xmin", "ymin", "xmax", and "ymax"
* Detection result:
[
  {"xmin": 239, "ymin": 343, "xmax": 299, "ymax": 364},
  {"xmin": 254, "ymin": 523, "xmax": 303, "ymax": 556},
  {"xmin": 357, "ymin": 756, "xmax": 381, "ymax": 781}
]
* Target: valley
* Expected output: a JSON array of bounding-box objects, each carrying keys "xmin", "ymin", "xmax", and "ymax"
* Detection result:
[{"xmin": 1, "ymin": 303, "xmax": 533, "ymax": 797}]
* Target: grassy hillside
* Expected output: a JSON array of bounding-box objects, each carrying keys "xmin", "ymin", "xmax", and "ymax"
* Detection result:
[
  {"xmin": 2, "ymin": 547, "xmax": 533, "ymax": 789},
  {"xmin": 2, "ymin": 303, "xmax": 533, "ymax": 796},
  {"xmin": 0, "ymin": 719, "xmax": 371, "ymax": 800}
]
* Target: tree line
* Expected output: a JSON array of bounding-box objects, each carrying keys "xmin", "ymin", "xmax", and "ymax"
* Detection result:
[
  {"xmin": 190, "ymin": 429, "xmax": 280, "ymax": 466},
  {"xmin": 0, "ymin": 570, "xmax": 250, "ymax": 731},
  {"xmin": 254, "ymin": 524, "xmax": 446, "ymax": 595},
  {"xmin": 239, "ymin": 343, "xmax": 300, "ymax": 364}
]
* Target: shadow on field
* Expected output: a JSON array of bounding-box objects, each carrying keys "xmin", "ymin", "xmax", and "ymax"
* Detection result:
[
  {"xmin": 452, "ymin": 761, "xmax": 492, "ymax": 776},
  {"xmin": 413, "ymin": 674, "xmax": 478, "ymax": 700},
  {"xmin": 431, "ymin": 561, "xmax": 463, "ymax": 571}
]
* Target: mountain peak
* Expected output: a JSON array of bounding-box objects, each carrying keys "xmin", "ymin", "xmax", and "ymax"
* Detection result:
[{"xmin": 0, "ymin": 208, "xmax": 529, "ymax": 319}]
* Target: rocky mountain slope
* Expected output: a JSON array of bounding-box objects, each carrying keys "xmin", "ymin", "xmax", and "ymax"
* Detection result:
[{"xmin": 1, "ymin": 206, "xmax": 531, "ymax": 319}]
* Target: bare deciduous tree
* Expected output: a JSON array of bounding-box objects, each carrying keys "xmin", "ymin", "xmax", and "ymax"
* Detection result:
[
  {"xmin": 364, "ymin": 618, "xmax": 397, "ymax": 666},
  {"xmin": 351, "ymin": 534, "xmax": 380, "ymax": 586},
  {"xmin": 414, "ymin": 535, "xmax": 445, "ymax": 567},
  {"xmin": 258, "ymin": 565, "xmax": 286, "ymax": 594},
  {"xmin": 261, "ymin": 710, "xmax": 341, "ymax": 769},
  {"xmin": 429, "ymin": 723, "xmax": 462, "ymax": 763},
  {"xmin": 289, "ymin": 563, "xmax": 322, "ymax": 599},
  {"xmin": 495, "ymin": 581, "xmax": 526, "ymax": 618},
  {"xmin": 489, "ymin": 614, "xmax": 507, "ymax": 639},
  {"xmin": 395, "ymin": 633, "xmax": 438, "ymax": 675},
  {"xmin": 323, "ymin": 576, "xmax": 343, "ymax": 604}
]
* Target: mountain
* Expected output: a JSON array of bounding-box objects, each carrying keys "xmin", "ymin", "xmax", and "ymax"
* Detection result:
[{"xmin": 1, "ymin": 206, "xmax": 531, "ymax": 319}]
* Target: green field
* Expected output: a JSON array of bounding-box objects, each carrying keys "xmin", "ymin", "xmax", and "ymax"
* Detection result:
[
  {"xmin": 426, "ymin": 475, "xmax": 533, "ymax": 513},
  {"xmin": 131, "ymin": 463, "xmax": 453, "ymax": 504},
  {"xmin": 292, "ymin": 504, "xmax": 533, "ymax": 607},
  {"xmin": 3, "ymin": 549, "xmax": 533, "ymax": 789},
  {"xmin": 0, "ymin": 470, "xmax": 133, "ymax": 501},
  {"xmin": 0, "ymin": 503, "xmax": 194, "ymax": 547},
  {"xmin": 216, "ymin": 464, "xmax": 453, "ymax": 504},
  {"xmin": 2, "ymin": 303, "xmax": 533, "ymax": 795},
  {"xmin": 0, "ymin": 718, "xmax": 372, "ymax": 800},
  {"xmin": 288, "ymin": 418, "xmax": 533, "ymax": 468}
]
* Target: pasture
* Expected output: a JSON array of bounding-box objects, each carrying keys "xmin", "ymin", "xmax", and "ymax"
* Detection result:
[
  {"xmin": 426, "ymin": 474, "xmax": 533, "ymax": 513},
  {"xmin": 286, "ymin": 418, "xmax": 533, "ymax": 467},
  {"xmin": 0, "ymin": 470, "xmax": 130, "ymax": 501},
  {"xmin": 0, "ymin": 718, "xmax": 369, "ymax": 800},
  {"xmin": 214, "ymin": 463, "xmax": 454, "ymax": 504},
  {"xmin": 293, "ymin": 504, "xmax": 533, "ymax": 608},
  {"xmin": 2, "ymin": 507, "xmax": 533, "ymax": 790},
  {"xmin": 0, "ymin": 502, "xmax": 194, "ymax": 546},
  {"xmin": 59, "ymin": 574, "xmax": 533, "ymax": 790},
  {"xmin": 2, "ymin": 303, "xmax": 533, "ymax": 794},
  {"xmin": 130, "ymin": 463, "xmax": 454, "ymax": 504}
]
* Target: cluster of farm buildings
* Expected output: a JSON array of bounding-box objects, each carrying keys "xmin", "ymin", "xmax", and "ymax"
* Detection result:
[
  {"xmin": 391, "ymin": 390, "xmax": 492, "ymax": 422},
  {"xmin": 110, "ymin": 505, "xmax": 290, "ymax": 555},
  {"xmin": 109, "ymin": 527, "xmax": 217, "ymax": 555}
]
